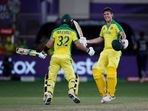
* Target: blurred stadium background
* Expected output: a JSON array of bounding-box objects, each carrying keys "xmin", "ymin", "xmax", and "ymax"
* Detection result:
[
  {"xmin": 0, "ymin": 0, "xmax": 148, "ymax": 82},
  {"xmin": 0, "ymin": 0, "xmax": 148, "ymax": 110}
]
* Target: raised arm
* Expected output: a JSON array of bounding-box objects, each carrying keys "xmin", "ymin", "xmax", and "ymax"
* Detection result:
[
  {"xmin": 87, "ymin": 37, "xmax": 104, "ymax": 44},
  {"xmin": 74, "ymin": 40, "xmax": 95, "ymax": 56}
]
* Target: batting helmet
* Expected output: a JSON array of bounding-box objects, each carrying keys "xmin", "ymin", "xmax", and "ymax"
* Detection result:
[
  {"xmin": 61, "ymin": 14, "xmax": 72, "ymax": 26},
  {"xmin": 112, "ymin": 40, "xmax": 123, "ymax": 51}
]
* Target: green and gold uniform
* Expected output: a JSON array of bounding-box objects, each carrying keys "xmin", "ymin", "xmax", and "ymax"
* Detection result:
[
  {"xmin": 93, "ymin": 20, "xmax": 124, "ymax": 97},
  {"xmin": 45, "ymin": 24, "xmax": 79, "ymax": 100}
]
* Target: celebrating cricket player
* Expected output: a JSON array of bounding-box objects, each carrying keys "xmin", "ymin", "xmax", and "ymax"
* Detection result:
[{"xmin": 86, "ymin": 7, "xmax": 128, "ymax": 103}]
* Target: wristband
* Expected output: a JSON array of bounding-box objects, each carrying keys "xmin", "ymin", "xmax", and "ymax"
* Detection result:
[{"xmin": 43, "ymin": 46, "xmax": 50, "ymax": 53}]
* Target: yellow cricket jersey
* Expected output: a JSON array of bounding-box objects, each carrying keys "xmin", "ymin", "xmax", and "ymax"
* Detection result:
[
  {"xmin": 51, "ymin": 24, "xmax": 79, "ymax": 58},
  {"xmin": 100, "ymin": 20, "xmax": 124, "ymax": 49}
]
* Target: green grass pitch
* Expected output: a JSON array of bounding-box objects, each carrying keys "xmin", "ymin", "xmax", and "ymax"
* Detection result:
[{"xmin": 0, "ymin": 80, "xmax": 148, "ymax": 111}]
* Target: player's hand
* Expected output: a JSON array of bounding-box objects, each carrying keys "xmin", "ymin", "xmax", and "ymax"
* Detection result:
[
  {"xmin": 87, "ymin": 47, "xmax": 95, "ymax": 56},
  {"xmin": 37, "ymin": 51, "xmax": 47, "ymax": 59},
  {"xmin": 120, "ymin": 39, "xmax": 129, "ymax": 49},
  {"xmin": 79, "ymin": 37, "xmax": 87, "ymax": 47}
]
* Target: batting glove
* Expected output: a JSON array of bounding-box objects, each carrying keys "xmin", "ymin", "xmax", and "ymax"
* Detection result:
[
  {"xmin": 79, "ymin": 37, "xmax": 87, "ymax": 47},
  {"xmin": 37, "ymin": 51, "xmax": 47, "ymax": 59},
  {"xmin": 87, "ymin": 47, "xmax": 95, "ymax": 56},
  {"xmin": 120, "ymin": 39, "xmax": 129, "ymax": 49}
]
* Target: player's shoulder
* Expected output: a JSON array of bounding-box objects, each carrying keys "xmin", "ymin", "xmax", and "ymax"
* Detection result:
[
  {"xmin": 112, "ymin": 20, "xmax": 121, "ymax": 26},
  {"xmin": 101, "ymin": 25, "xmax": 106, "ymax": 31},
  {"xmin": 111, "ymin": 20, "xmax": 123, "ymax": 30},
  {"xmin": 56, "ymin": 25, "xmax": 76, "ymax": 33},
  {"xmin": 64, "ymin": 26, "xmax": 77, "ymax": 35}
]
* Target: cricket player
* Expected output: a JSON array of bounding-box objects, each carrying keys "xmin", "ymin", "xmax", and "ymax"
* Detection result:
[
  {"xmin": 86, "ymin": 7, "xmax": 128, "ymax": 103},
  {"xmin": 133, "ymin": 31, "xmax": 148, "ymax": 83},
  {"xmin": 37, "ymin": 14, "xmax": 95, "ymax": 105}
]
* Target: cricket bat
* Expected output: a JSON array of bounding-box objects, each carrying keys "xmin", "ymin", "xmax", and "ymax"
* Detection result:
[
  {"xmin": 16, "ymin": 47, "xmax": 39, "ymax": 56},
  {"xmin": 73, "ymin": 20, "xmax": 84, "ymax": 38},
  {"xmin": 73, "ymin": 20, "xmax": 88, "ymax": 47}
]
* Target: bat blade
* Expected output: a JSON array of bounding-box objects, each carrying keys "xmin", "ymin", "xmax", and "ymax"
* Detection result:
[
  {"xmin": 73, "ymin": 20, "xmax": 87, "ymax": 47},
  {"xmin": 73, "ymin": 20, "xmax": 84, "ymax": 38},
  {"xmin": 16, "ymin": 48, "xmax": 38, "ymax": 56}
]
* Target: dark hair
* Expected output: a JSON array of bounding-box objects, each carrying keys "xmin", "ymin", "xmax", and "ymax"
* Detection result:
[{"xmin": 102, "ymin": 7, "xmax": 113, "ymax": 13}]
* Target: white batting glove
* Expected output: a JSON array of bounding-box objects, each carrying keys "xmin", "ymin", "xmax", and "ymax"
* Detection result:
[
  {"xmin": 121, "ymin": 39, "xmax": 129, "ymax": 49},
  {"xmin": 79, "ymin": 37, "xmax": 87, "ymax": 47},
  {"xmin": 37, "ymin": 51, "xmax": 47, "ymax": 59},
  {"xmin": 87, "ymin": 47, "xmax": 95, "ymax": 56}
]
